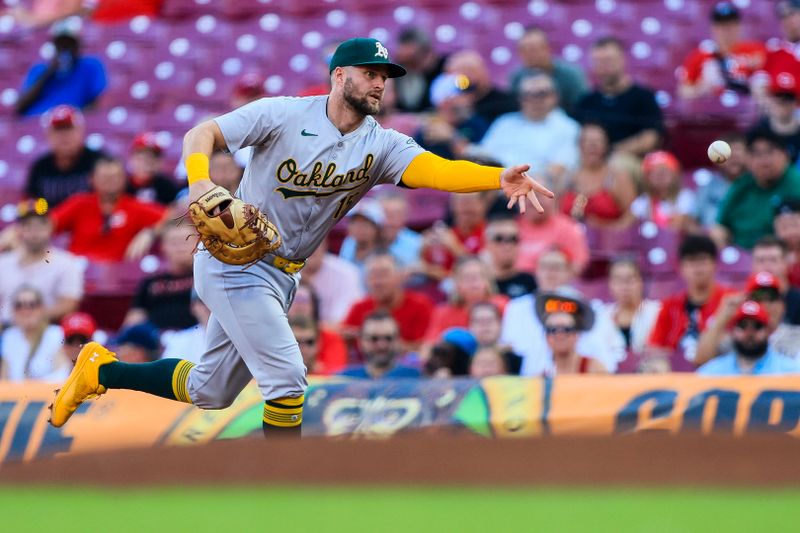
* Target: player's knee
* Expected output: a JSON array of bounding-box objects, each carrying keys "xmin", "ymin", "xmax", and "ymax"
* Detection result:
[{"xmin": 191, "ymin": 388, "xmax": 239, "ymax": 410}]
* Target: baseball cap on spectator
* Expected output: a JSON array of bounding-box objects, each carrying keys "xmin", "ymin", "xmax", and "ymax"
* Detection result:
[
  {"xmin": 41, "ymin": 105, "xmax": 83, "ymax": 130},
  {"xmin": 642, "ymin": 150, "xmax": 680, "ymax": 174},
  {"xmin": 770, "ymin": 71, "xmax": 798, "ymax": 99},
  {"xmin": 61, "ymin": 312, "xmax": 97, "ymax": 339},
  {"xmin": 131, "ymin": 132, "xmax": 163, "ymax": 156},
  {"xmin": 729, "ymin": 300, "xmax": 770, "ymax": 329},
  {"xmin": 777, "ymin": 0, "xmax": 800, "ymax": 18},
  {"xmin": 429, "ymin": 73, "xmax": 472, "ymax": 107},
  {"xmin": 233, "ymin": 72, "xmax": 265, "ymax": 100},
  {"xmin": 16, "ymin": 198, "xmax": 49, "ymax": 221},
  {"xmin": 746, "ymin": 271, "xmax": 783, "ymax": 300},
  {"xmin": 535, "ymin": 286, "xmax": 595, "ymax": 331},
  {"xmin": 346, "ymin": 197, "xmax": 385, "ymax": 226},
  {"xmin": 776, "ymin": 197, "xmax": 800, "ymax": 217},
  {"xmin": 711, "ymin": 1, "xmax": 740, "ymax": 22},
  {"xmin": 113, "ymin": 323, "xmax": 160, "ymax": 351},
  {"xmin": 441, "ymin": 328, "xmax": 478, "ymax": 357}
]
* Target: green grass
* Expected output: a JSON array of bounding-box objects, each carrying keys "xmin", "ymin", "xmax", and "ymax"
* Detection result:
[{"xmin": 1, "ymin": 486, "xmax": 799, "ymax": 532}]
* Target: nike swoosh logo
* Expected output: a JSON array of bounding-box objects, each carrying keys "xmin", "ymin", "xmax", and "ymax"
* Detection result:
[{"xmin": 301, "ymin": 129, "xmax": 318, "ymax": 137}]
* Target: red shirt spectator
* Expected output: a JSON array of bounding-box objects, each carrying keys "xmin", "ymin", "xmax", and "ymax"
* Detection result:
[
  {"xmin": 648, "ymin": 284, "xmax": 730, "ymax": 350},
  {"xmin": 49, "ymin": 156, "xmax": 164, "ymax": 262},
  {"xmin": 421, "ymin": 192, "xmax": 488, "ymax": 280},
  {"xmin": 426, "ymin": 294, "xmax": 508, "ymax": 342},
  {"xmin": 516, "ymin": 198, "xmax": 589, "ymax": 274},
  {"xmin": 317, "ymin": 328, "xmax": 348, "ymax": 375}
]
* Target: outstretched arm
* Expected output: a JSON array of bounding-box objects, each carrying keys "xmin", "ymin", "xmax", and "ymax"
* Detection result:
[{"xmin": 400, "ymin": 152, "xmax": 554, "ymax": 213}]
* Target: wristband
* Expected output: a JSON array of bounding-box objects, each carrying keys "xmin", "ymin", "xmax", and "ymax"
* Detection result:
[{"xmin": 186, "ymin": 153, "xmax": 210, "ymax": 185}]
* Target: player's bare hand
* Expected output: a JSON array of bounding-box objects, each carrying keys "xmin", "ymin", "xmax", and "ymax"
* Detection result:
[
  {"xmin": 500, "ymin": 164, "xmax": 554, "ymax": 214},
  {"xmin": 188, "ymin": 179, "xmax": 217, "ymax": 204}
]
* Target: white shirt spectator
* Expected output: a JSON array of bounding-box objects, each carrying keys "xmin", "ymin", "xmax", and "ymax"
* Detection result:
[
  {"xmin": 161, "ymin": 326, "xmax": 206, "ymax": 365},
  {"xmin": 0, "ymin": 248, "xmax": 84, "ymax": 323},
  {"xmin": 479, "ymin": 109, "xmax": 580, "ymax": 171},
  {"xmin": 1, "ymin": 325, "xmax": 69, "ymax": 382},
  {"xmin": 595, "ymin": 299, "xmax": 662, "ymax": 355},
  {"xmin": 309, "ymin": 253, "xmax": 365, "ymax": 325},
  {"xmin": 500, "ymin": 294, "xmax": 626, "ymax": 375},
  {"xmin": 630, "ymin": 189, "xmax": 696, "ymax": 222}
]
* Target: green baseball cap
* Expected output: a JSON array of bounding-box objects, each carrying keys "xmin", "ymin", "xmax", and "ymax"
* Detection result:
[{"xmin": 329, "ymin": 37, "xmax": 407, "ymax": 78}]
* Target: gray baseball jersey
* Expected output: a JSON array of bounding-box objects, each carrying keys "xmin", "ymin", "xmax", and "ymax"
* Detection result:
[
  {"xmin": 214, "ymin": 95, "xmax": 425, "ymax": 260},
  {"xmin": 186, "ymin": 95, "xmax": 425, "ymax": 408}
]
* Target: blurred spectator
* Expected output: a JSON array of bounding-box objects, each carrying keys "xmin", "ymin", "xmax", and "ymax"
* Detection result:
[
  {"xmin": 774, "ymin": 198, "xmax": 800, "ymax": 286},
  {"xmin": 677, "ymin": 2, "xmax": 765, "ymax": 99},
  {"xmin": 693, "ymin": 133, "xmax": 747, "ymax": 228},
  {"xmin": 695, "ymin": 270, "xmax": 800, "ymax": 366},
  {"xmin": 49, "ymin": 156, "xmax": 165, "ymax": 262},
  {"xmin": 533, "ymin": 248, "xmax": 575, "ymax": 292},
  {"xmin": 712, "ymin": 130, "xmax": 800, "ymax": 250},
  {"xmin": 420, "ymin": 192, "xmax": 488, "ymax": 281},
  {"xmin": 0, "ymin": 286, "xmax": 68, "ymax": 381},
  {"xmin": 375, "ymin": 78, "xmax": 420, "ymax": 136},
  {"xmin": 302, "ymin": 237, "xmax": 365, "ymax": 326},
  {"xmin": 469, "ymin": 346, "xmax": 510, "ymax": 378},
  {"xmin": 544, "ymin": 311, "xmax": 607, "ymax": 375},
  {"xmin": 339, "ymin": 312, "xmax": 420, "ymax": 379},
  {"xmin": 343, "ymin": 252, "xmax": 434, "ymax": 350},
  {"xmin": 127, "ymin": 132, "xmax": 178, "ymax": 206},
  {"xmin": 58, "ymin": 311, "xmax": 96, "ymax": 366},
  {"xmin": 501, "ymin": 286, "xmax": 623, "ymax": 376},
  {"xmin": 758, "ymin": 1, "xmax": 800, "ymax": 97},
  {"xmin": 392, "ymin": 27, "xmax": 446, "ymax": 113},
  {"xmin": 289, "ymin": 315, "xmax": 346, "ymax": 376},
  {"xmin": 645, "ymin": 235, "xmax": 730, "ymax": 370},
  {"xmin": 378, "ymin": 191, "xmax": 422, "ymax": 268},
  {"xmin": 25, "ymin": 105, "xmax": 104, "ymax": 207},
  {"xmin": 482, "ymin": 215, "xmax": 537, "ymax": 299},
  {"xmin": 230, "ymin": 71, "xmax": 265, "ymax": 110},
  {"xmin": 6, "ymin": 0, "xmax": 162, "ymax": 27},
  {"xmin": 339, "ymin": 198, "xmax": 385, "ymax": 270},
  {"xmin": 575, "ymin": 37, "xmax": 664, "ymax": 157},
  {"xmin": 628, "ymin": 151, "xmax": 697, "ymax": 232},
  {"xmin": 445, "ymin": 50, "xmax": 518, "ymax": 124},
  {"xmin": 123, "ymin": 221, "xmax": 195, "ymax": 331},
  {"xmin": 16, "ymin": 26, "xmax": 106, "ymax": 116},
  {"xmin": 415, "ymin": 73, "xmax": 488, "ymax": 160},
  {"xmin": 509, "ymin": 26, "xmax": 588, "ymax": 115},
  {"xmin": 0, "ymin": 199, "xmax": 83, "ymax": 324},
  {"xmin": 160, "ymin": 291, "xmax": 209, "ymax": 365},
  {"xmin": 559, "ymin": 123, "xmax": 636, "ymax": 226},
  {"xmin": 425, "ymin": 257, "xmax": 508, "ymax": 341},
  {"xmin": 477, "ymin": 73, "xmax": 580, "ymax": 188},
  {"xmin": 209, "ymin": 151, "xmax": 244, "ymax": 194},
  {"xmin": 288, "ymin": 284, "xmax": 348, "ymax": 373},
  {"xmin": 747, "ymin": 73, "xmax": 800, "ymax": 164},
  {"xmin": 597, "ymin": 259, "xmax": 661, "ymax": 371},
  {"xmin": 697, "ymin": 300, "xmax": 800, "ymax": 375},
  {"xmin": 113, "ymin": 322, "xmax": 160, "ymax": 363},
  {"xmin": 426, "ymin": 327, "xmax": 476, "ymax": 378},
  {"xmin": 751, "ymin": 236, "xmax": 800, "ymax": 324},
  {"xmin": 516, "ymin": 197, "xmax": 589, "ymax": 275},
  {"xmin": 468, "ymin": 301, "xmax": 522, "ymax": 375}
]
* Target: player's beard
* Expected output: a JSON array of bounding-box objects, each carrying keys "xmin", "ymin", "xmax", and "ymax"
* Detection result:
[{"xmin": 343, "ymin": 78, "xmax": 381, "ymax": 116}]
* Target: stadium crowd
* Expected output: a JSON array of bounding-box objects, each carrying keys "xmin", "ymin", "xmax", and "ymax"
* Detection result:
[{"xmin": 2, "ymin": 0, "xmax": 800, "ymax": 381}]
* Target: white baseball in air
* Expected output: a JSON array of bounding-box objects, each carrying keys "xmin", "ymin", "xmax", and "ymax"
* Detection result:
[{"xmin": 707, "ymin": 140, "xmax": 731, "ymax": 164}]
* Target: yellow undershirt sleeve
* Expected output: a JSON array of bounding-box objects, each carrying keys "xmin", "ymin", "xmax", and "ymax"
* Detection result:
[
  {"xmin": 186, "ymin": 153, "xmax": 210, "ymax": 185},
  {"xmin": 400, "ymin": 152, "xmax": 502, "ymax": 193}
]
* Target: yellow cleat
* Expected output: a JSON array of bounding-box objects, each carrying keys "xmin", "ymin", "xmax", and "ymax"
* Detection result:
[{"xmin": 49, "ymin": 341, "xmax": 118, "ymax": 428}]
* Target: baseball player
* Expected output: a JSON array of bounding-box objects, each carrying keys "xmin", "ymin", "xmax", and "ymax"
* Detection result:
[{"xmin": 49, "ymin": 37, "xmax": 553, "ymax": 437}]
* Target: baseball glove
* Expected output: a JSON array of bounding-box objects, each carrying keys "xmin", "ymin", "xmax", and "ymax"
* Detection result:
[{"xmin": 188, "ymin": 186, "xmax": 282, "ymax": 266}]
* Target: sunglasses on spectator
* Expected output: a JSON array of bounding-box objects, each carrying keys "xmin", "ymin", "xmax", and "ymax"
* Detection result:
[
  {"xmin": 65, "ymin": 335, "xmax": 90, "ymax": 345},
  {"xmin": 490, "ymin": 234, "xmax": 519, "ymax": 244},
  {"xmin": 364, "ymin": 334, "xmax": 396, "ymax": 343},
  {"xmin": 519, "ymin": 89, "xmax": 554, "ymax": 99},
  {"xmin": 14, "ymin": 299, "xmax": 42, "ymax": 310},
  {"xmin": 296, "ymin": 337, "xmax": 317, "ymax": 347},
  {"xmin": 749, "ymin": 288, "xmax": 781, "ymax": 302},
  {"xmin": 545, "ymin": 325, "xmax": 578, "ymax": 335},
  {"xmin": 734, "ymin": 320, "xmax": 765, "ymax": 332}
]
